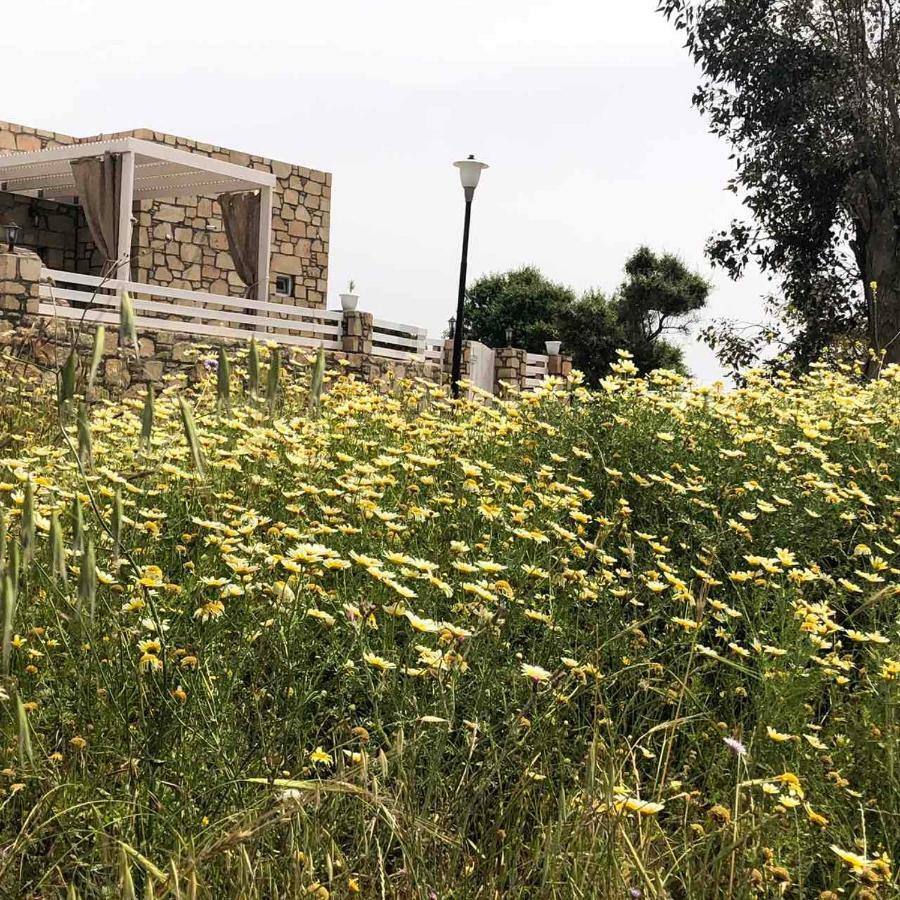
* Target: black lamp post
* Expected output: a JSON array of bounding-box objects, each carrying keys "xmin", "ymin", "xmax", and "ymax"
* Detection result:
[
  {"xmin": 450, "ymin": 155, "xmax": 488, "ymax": 398},
  {"xmin": 4, "ymin": 222, "xmax": 20, "ymax": 253}
]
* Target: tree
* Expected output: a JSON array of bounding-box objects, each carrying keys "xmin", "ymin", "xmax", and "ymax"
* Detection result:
[
  {"xmin": 658, "ymin": 0, "xmax": 900, "ymax": 374},
  {"xmin": 464, "ymin": 248, "xmax": 709, "ymax": 383},
  {"xmin": 616, "ymin": 246, "xmax": 710, "ymax": 370},
  {"xmin": 556, "ymin": 290, "xmax": 626, "ymax": 385},
  {"xmin": 462, "ymin": 266, "xmax": 574, "ymax": 353}
]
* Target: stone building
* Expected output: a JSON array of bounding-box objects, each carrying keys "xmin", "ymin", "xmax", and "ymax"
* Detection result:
[{"xmin": 0, "ymin": 121, "xmax": 330, "ymax": 307}]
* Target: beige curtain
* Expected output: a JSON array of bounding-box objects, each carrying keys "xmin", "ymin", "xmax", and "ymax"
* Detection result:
[
  {"xmin": 70, "ymin": 153, "xmax": 121, "ymax": 267},
  {"xmin": 219, "ymin": 191, "xmax": 260, "ymax": 297}
]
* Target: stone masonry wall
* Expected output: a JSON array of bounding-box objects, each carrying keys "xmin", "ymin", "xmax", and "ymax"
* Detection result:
[
  {"xmin": 0, "ymin": 122, "xmax": 330, "ymax": 306},
  {"xmin": 0, "ymin": 194, "xmax": 80, "ymax": 272}
]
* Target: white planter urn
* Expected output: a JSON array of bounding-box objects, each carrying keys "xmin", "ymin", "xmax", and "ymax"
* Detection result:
[
  {"xmin": 340, "ymin": 292, "xmax": 359, "ymax": 312},
  {"xmin": 545, "ymin": 340, "xmax": 562, "ymax": 355}
]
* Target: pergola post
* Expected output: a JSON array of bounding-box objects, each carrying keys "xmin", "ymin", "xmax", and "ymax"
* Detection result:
[
  {"xmin": 116, "ymin": 151, "xmax": 135, "ymax": 283},
  {"xmin": 256, "ymin": 186, "xmax": 273, "ymax": 302}
]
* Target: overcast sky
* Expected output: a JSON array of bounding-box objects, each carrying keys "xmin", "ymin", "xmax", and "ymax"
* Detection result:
[{"xmin": 4, "ymin": 0, "xmax": 770, "ymax": 381}]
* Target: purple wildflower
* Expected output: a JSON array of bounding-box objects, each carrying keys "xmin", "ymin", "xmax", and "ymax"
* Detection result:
[{"xmin": 724, "ymin": 736, "xmax": 746, "ymax": 756}]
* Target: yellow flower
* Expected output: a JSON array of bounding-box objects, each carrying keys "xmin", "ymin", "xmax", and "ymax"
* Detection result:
[
  {"xmin": 805, "ymin": 805, "xmax": 828, "ymax": 827},
  {"xmin": 616, "ymin": 797, "xmax": 664, "ymax": 816},
  {"xmin": 139, "ymin": 652, "xmax": 163, "ymax": 672},
  {"xmin": 520, "ymin": 663, "xmax": 552, "ymax": 683},
  {"xmin": 363, "ymin": 652, "xmax": 396, "ymax": 672},
  {"xmin": 831, "ymin": 845, "xmax": 872, "ymax": 871},
  {"xmin": 193, "ymin": 600, "xmax": 225, "ymax": 622},
  {"xmin": 309, "ymin": 747, "xmax": 333, "ymax": 765}
]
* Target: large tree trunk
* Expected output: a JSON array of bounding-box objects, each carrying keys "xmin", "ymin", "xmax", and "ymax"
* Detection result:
[{"xmin": 851, "ymin": 177, "xmax": 900, "ymax": 375}]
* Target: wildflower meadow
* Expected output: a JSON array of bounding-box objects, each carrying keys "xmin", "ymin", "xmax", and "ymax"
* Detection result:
[{"xmin": 0, "ymin": 346, "xmax": 898, "ymax": 898}]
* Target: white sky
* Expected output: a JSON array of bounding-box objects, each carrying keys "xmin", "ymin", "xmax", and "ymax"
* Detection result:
[{"xmin": 4, "ymin": 0, "xmax": 770, "ymax": 381}]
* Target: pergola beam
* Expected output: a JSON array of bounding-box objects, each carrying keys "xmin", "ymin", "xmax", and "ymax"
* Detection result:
[
  {"xmin": 117, "ymin": 151, "xmax": 135, "ymax": 282},
  {"xmin": 0, "ymin": 136, "xmax": 277, "ymax": 302},
  {"xmin": 257, "ymin": 186, "xmax": 273, "ymax": 302},
  {"xmin": 0, "ymin": 137, "xmax": 276, "ymax": 199}
]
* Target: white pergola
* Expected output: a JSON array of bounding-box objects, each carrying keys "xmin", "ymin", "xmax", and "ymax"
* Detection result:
[{"xmin": 0, "ymin": 137, "xmax": 276, "ymax": 300}]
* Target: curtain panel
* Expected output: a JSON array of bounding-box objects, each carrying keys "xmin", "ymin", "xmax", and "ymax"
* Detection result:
[
  {"xmin": 219, "ymin": 191, "xmax": 260, "ymax": 298},
  {"xmin": 70, "ymin": 153, "xmax": 121, "ymax": 269}
]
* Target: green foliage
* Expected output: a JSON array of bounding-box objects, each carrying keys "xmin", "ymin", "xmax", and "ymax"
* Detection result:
[
  {"xmin": 466, "ymin": 248, "xmax": 709, "ymax": 383},
  {"xmin": 658, "ymin": 0, "xmax": 900, "ymax": 372},
  {"xmin": 555, "ymin": 289, "xmax": 625, "ymax": 385},
  {"xmin": 1, "ymin": 361, "xmax": 898, "ymax": 897},
  {"xmin": 464, "ymin": 266, "xmax": 575, "ymax": 353}
]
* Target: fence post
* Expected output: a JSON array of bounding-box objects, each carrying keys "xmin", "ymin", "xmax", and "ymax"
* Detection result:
[
  {"xmin": 494, "ymin": 346, "xmax": 528, "ymax": 394},
  {"xmin": 547, "ymin": 353, "xmax": 573, "ymax": 378},
  {"xmin": 341, "ymin": 310, "xmax": 373, "ymax": 365}
]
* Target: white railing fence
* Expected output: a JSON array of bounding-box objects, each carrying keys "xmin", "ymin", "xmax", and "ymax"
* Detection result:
[
  {"xmin": 372, "ymin": 318, "xmax": 427, "ymax": 362},
  {"xmin": 39, "ymin": 269, "xmax": 343, "ymax": 351},
  {"xmin": 36, "ymin": 269, "xmax": 555, "ymax": 386},
  {"xmin": 525, "ymin": 353, "xmax": 549, "ymax": 389}
]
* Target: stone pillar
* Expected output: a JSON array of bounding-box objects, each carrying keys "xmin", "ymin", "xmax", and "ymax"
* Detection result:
[
  {"xmin": 443, "ymin": 339, "xmax": 473, "ymax": 387},
  {"xmin": 0, "ymin": 248, "xmax": 41, "ymax": 330},
  {"xmin": 547, "ymin": 353, "xmax": 573, "ymax": 378},
  {"xmin": 341, "ymin": 310, "xmax": 373, "ymax": 366},
  {"xmin": 494, "ymin": 346, "xmax": 528, "ymax": 394}
]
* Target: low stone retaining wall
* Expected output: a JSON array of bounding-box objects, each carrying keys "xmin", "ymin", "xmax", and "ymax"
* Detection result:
[{"xmin": 0, "ymin": 248, "xmax": 571, "ymax": 398}]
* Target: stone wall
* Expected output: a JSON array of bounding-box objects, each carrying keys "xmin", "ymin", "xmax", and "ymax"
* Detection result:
[
  {"xmin": 0, "ymin": 121, "xmax": 330, "ymax": 306},
  {"xmin": 0, "ymin": 249, "xmax": 571, "ymax": 400},
  {"xmin": 0, "ymin": 194, "xmax": 80, "ymax": 272}
]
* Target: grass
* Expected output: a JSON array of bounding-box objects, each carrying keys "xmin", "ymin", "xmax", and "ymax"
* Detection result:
[{"xmin": 0, "ymin": 347, "xmax": 898, "ymax": 898}]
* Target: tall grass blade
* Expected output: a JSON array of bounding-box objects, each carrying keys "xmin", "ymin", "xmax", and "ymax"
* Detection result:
[
  {"xmin": 111, "ymin": 490, "xmax": 123, "ymax": 563},
  {"xmin": 78, "ymin": 539, "xmax": 96, "ymax": 622},
  {"xmin": 21, "ymin": 480, "xmax": 35, "ymax": 565},
  {"xmin": 140, "ymin": 385, "xmax": 154, "ymax": 449},
  {"xmin": 59, "ymin": 350, "xmax": 77, "ymax": 413},
  {"xmin": 118, "ymin": 841, "xmax": 167, "ymax": 883},
  {"xmin": 266, "ymin": 347, "xmax": 281, "ymax": 412},
  {"xmin": 2, "ymin": 575, "xmax": 15, "ymax": 675},
  {"xmin": 309, "ymin": 346, "xmax": 326, "ymax": 414},
  {"xmin": 9, "ymin": 543, "xmax": 18, "ymax": 593},
  {"xmin": 216, "ymin": 346, "xmax": 232, "ymax": 415},
  {"xmin": 71, "ymin": 496, "xmax": 84, "ymax": 553},
  {"xmin": 178, "ymin": 397, "xmax": 206, "ymax": 477},
  {"xmin": 77, "ymin": 403, "xmax": 92, "ymax": 469},
  {"xmin": 119, "ymin": 843, "xmax": 137, "ymax": 900},
  {"xmin": 15, "ymin": 690, "xmax": 33, "ymax": 767},
  {"xmin": 87, "ymin": 325, "xmax": 105, "ymax": 392},
  {"xmin": 248, "ymin": 337, "xmax": 260, "ymax": 398},
  {"xmin": 120, "ymin": 290, "xmax": 140, "ymax": 358},
  {"xmin": 50, "ymin": 511, "xmax": 67, "ymax": 587},
  {"xmin": 0, "ymin": 509, "xmax": 5, "ymax": 577}
]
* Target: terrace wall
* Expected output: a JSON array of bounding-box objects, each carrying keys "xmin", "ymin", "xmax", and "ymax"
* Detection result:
[{"xmin": 0, "ymin": 248, "xmax": 570, "ymax": 399}]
